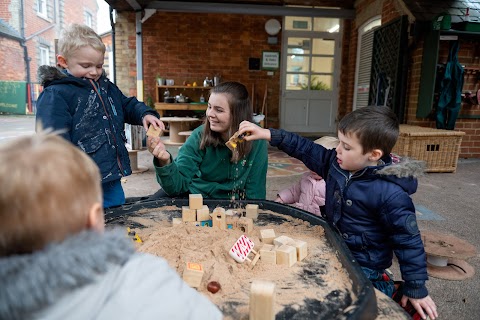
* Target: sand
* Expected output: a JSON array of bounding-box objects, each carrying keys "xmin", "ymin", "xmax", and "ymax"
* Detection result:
[{"xmin": 109, "ymin": 205, "xmax": 357, "ymax": 319}]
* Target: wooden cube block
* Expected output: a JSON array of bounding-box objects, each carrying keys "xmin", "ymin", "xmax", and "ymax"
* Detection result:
[
  {"xmin": 276, "ymin": 244, "xmax": 297, "ymax": 267},
  {"xmin": 182, "ymin": 206, "xmax": 197, "ymax": 222},
  {"xmin": 196, "ymin": 205, "xmax": 210, "ymax": 221},
  {"xmin": 250, "ymin": 280, "xmax": 275, "ymax": 320},
  {"xmin": 172, "ymin": 217, "xmax": 184, "ymax": 226},
  {"xmin": 226, "ymin": 216, "xmax": 240, "ymax": 229},
  {"xmin": 146, "ymin": 125, "xmax": 163, "ymax": 137},
  {"xmin": 212, "ymin": 207, "xmax": 227, "ymax": 230},
  {"xmin": 291, "ymin": 239, "xmax": 308, "ymax": 261},
  {"xmin": 245, "ymin": 204, "xmax": 259, "ymax": 220},
  {"xmin": 260, "ymin": 229, "xmax": 276, "ymax": 244},
  {"xmin": 273, "ymin": 235, "xmax": 294, "ymax": 247},
  {"xmin": 237, "ymin": 217, "xmax": 254, "ymax": 234},
  {"xmin": 189, "ymin": 194, "xmax": 203, "ymax": 210},
  {"xmin": 259, "ymin": 244, "xmax": 276, "ymax": 264},
  {"xmin": 183, "ymin": 262, "xmax": 204, "ymax": 288}
]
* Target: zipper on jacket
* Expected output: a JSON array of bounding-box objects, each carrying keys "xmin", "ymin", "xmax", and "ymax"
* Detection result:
[{"xmin": 90, "ymin": 79, "xmax": 125, "ymax": 176}]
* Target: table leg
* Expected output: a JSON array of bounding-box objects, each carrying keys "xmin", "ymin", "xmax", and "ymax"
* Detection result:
[{"xmin": 168, "ymin": 122, "xmax": 186, "ymax": 144}]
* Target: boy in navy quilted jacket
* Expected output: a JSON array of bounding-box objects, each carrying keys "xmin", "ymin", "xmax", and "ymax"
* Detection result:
[
  {"xmin": 36, "ymin": 24, "xmax": 164, "ymax": 208},
  {"xmin": 239, "ymin": 106, "xmax": 438, "ymax": 320}
]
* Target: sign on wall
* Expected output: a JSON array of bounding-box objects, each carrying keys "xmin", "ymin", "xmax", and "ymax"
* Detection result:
[
  {"xmin": 262, "ymin": 51, "xmax": 280, "ymax": 71},
  {"xmin": 0, "ymin": 81, "xmax": 27, "ymax": 115}
]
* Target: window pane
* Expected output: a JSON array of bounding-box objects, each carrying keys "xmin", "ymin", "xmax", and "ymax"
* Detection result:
[
  {"xmin": 312, "ymin": 38, "xmax": 335, "ymax": 55},
  {"xmin": 287, "ymin": 37, "xmax": 311, "ymax": 54},
  {"xmin": 311, "ymin": 57, "xmax": 334, "ymax": 73},
  {"xmin": 285, "ymin": 16, "xmax": 312, "ymax": 31},
  {"xmin": 286, "ymin": 54, "xmax": 309, "ymax": 73},
  {"xmin": 285, "ymin": 73, "xmax": 309, "ymax": 90},
  {"xmin": 85, "ymin": 13, "xmax": 92, "ymax": 28},
  {"xmin": 40, "ymin": 47, "xmax": 50, "ymax": 65},
  {"xmin": 309, "ymin": 75, "xmax": 333, "ymax": 91},
  {"xmin": 313, "ymin": 17, "xmax": 340, "ymax": 32}
]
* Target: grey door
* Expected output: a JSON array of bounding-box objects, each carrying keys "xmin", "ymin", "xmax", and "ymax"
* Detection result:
[{"xmin": 280, "ymin": 27, "xmax": 340, "ymax": 133}]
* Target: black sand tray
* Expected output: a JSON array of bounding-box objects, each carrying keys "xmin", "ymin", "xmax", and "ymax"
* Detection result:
[{"xmin": 105, "ymin": 199, "xmax": 377, "ymax": 319}]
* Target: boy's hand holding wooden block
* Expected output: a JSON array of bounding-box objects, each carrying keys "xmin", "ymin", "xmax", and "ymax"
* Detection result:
[{"xmin": 146, "ymin": 125, "xmax": 163, "ymax": 137}]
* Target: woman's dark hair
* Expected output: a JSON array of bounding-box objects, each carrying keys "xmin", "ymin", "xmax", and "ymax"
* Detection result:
[{"xmin": 200, "ymin": 81, "xmax": 253, "ymax": 162}]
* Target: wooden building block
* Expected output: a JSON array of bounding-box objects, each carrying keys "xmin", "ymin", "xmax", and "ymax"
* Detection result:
[
  {"xmin": 183, "ymin": 262, "xmax": 204, "ymax": 288},
  {"xmin": 212, "ymin": 207, "xmax": 227, "ymax": 230},
  {"xmin": 237, "ymin": 217, "xmax": 254, "ymax": 234},
  {"xmin": 260, "ymin": 229, "xmax": 276, "ymax": 244},
  {"xmin": 245, "ymin": 203, "xmax": 259, "ymax": 220},
  {"xmin": 291, "ymin": 239, "xmax": 308, "ymax": 261},
  {"xmin": 172, "ymin": 217, "xmax": 184, "ymax": 226},
  {"xmin": 182, "ymin": 206, "xmax": 197, "ymax": 222},
  {"xmin": 273, "ymin": 235, "xmax": 294, "ymax": 247},
  {"xmin": 146, "ymin": 125, "xmax": 163, "ymax": 137},
  {"xmin": 259, "ymin": 244, "xmax": 276, "ymax": 264},
  {"xmin": 250, "ymin": 280, "xmax": 275, "ymax": 320},
  {"xmin": 276, "ymin": 244, "xmax": 297, "ymax": 267},
  {"xmin": 189, "ymin": 194, "xmax": 203, "ymax": 210},
  {"xmin": 196, "ymin": 205, "xmax": 210, "ymax": 221}
]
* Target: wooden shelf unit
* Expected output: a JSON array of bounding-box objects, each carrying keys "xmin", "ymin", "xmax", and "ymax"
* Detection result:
[{"xmin": 155, "ymin": 85, "xmax": 211, "ymax": 116}]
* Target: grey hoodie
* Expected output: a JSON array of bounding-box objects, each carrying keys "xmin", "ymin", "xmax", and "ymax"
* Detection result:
[{"xmin": 0, "ymin": 229, "xmax": 222, "ymax": 320}]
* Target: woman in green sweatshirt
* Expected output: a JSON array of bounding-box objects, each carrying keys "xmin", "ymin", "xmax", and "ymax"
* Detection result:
[{"xmin": 147, "ymin": 82, "xmax": 268, "ymax": 199}]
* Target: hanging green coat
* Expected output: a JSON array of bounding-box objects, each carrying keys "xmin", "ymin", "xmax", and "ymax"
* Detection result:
[{"xmin": 436, "ymin": 41, "xmax": 464, "ymax": 130}]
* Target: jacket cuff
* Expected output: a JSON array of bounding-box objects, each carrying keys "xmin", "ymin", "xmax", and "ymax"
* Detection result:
[
  {"xmin": 403, "ymin": 280, "xmax": 428, "ymax": 299},
  {"xmin": 269, "ymin": 128, "xmax": 283, "ymax": 147}
]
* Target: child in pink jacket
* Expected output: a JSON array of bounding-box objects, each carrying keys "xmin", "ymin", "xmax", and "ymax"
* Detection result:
[{"xmin": 275, "ymin": 136, "xmax": 339, "ymax": 216}]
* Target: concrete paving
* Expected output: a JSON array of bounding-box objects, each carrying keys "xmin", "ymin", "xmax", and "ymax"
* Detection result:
[{"xmin": 1, "ymin": 114, "xmax": 479, "ymax": 319}]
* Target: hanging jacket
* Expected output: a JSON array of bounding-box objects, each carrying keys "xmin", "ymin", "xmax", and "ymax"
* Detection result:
[
  {"xmin": 36, "ymin": 66, "xmax": 159, "ymax": 183},
  {"xmin": 269, "ymin": 128, "xmax": 429, "ymax": 299},
  {"xmin": 437, "ymin": 41, "xmax": 464, "ymax": 130},
  {"xmin": 0, "ymin": 229, "xmax": 222, "ymax": 320},
  {"xmin": 154, "ymin": 124, "xmax": 268, "ymax": 199},
  {"xmin": 277, "ymin": 171, "xmax": 326, "ymax": 216}
]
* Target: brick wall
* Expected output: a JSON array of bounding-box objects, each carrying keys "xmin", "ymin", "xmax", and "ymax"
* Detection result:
[
  {"xmin": 352, "ymin": 0, "xmax": 480, "ymax": 158},
  {"xmin": 0, "ymin": 37, "xmax": 25, "ymax": 81},
  {"xmin": 114, "ymin": 11, "xmax": 281, "ymax": 127}
]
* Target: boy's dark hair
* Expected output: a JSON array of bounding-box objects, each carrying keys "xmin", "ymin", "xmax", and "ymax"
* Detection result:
[
  {"xmin": 338, "ymin": 106, "xmax": 399, "ymax": 155},
  {"xmin": 200, "ymin": 81, "xmax": 253, "ymax": 162}
]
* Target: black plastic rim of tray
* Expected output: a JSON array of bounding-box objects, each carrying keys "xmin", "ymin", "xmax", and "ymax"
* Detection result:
[{"xmin": 105, "ymin": 198, "xmax": 377, "ymax": 319}]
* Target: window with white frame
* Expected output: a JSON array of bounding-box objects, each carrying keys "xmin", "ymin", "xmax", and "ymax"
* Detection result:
[
  {"xmin": 37, "ymin": 0, "xmax": 47, "ymax": 17},
  {"xmin": 40, "ymin": 45, "xmax": 50, "ymax": 66},
  {"xmin": 85, "ymin": 12, "xmax": 93, "ymax": 28}
]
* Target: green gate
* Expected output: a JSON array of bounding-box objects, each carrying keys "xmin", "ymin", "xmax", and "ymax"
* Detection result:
[{"xmin": 0, "ymin": 81, "xmax": 27, "ymax": 115}]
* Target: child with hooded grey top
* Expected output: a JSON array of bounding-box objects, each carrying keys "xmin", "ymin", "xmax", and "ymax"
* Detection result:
[
  {"xmin": 0, "ymin": 132, "xmax": 222, "ymax": 320},
  {"xmin": 238, "ymin": 106, "xmax": 438, "ymax": 320}
]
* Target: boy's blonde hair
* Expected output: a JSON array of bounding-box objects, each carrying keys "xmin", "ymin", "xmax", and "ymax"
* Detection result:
[
  {"xmin": 58, "ymin": 23, "xmax": 106, "ymax": 59},
  {"xmin": 0, "ymin": 131, "xmax": 102, "ymax": 256}
]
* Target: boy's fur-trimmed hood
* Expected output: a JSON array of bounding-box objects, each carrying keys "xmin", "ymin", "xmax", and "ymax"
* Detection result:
[
  {"xmin": 37, "ymin": 65, "xmax": 107, "ymax": 87},
  {"xmin": 377, "ymin": 156, "xmax": 426, "ymax": 179},
  {"xmin": 37, "ymin": 65, "xmax": 68, "ymax": 86}
]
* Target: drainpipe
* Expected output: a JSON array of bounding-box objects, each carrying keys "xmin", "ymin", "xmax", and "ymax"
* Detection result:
[
  {"xmin": 20, "ymin": 0, "xmax": 32, "ymax": 113},
  {"xmin": 135, "ymin": 11, "xmax": 144, "ymax": 101}
]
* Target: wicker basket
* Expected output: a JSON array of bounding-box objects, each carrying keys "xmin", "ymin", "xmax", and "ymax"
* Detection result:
[{"xmin": 392, "ymin": 125, "xmax": 465, "ymax": 173}]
